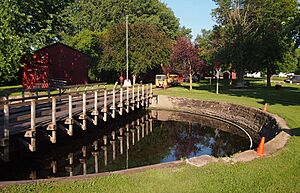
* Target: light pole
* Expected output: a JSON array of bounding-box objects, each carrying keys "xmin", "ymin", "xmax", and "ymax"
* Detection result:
[
  {"xmin": 216, "ymin": 67, "xmax": 221, "ymax": 94},
  {"xmin": 123, "ymin": 15, "xmax": 132, "ymax": 87}
]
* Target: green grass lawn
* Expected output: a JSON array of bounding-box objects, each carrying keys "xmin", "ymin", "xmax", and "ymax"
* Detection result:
[{"xmin": 2, "ymin": 80, "xmax": 300, "ymax": 193}]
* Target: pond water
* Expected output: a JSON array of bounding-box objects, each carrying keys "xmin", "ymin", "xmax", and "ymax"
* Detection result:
[{"xmin": 0, "ymin": 110, "xmax": 251, "ymax": 181}]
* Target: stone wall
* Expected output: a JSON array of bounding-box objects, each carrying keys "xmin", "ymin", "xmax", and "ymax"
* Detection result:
[{"xmin": 150, "ymin": 95, "xmax": 282, "ymax": 145}]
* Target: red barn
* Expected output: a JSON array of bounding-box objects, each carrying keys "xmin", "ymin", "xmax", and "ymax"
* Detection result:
[{"xmin": 22, "ymin": 42, "xmax": 89, "ymax": 89}]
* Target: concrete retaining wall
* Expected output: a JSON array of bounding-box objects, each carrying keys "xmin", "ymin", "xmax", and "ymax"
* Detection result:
[{"xmin": 150, "ymin": 95, "xmax": 289, "ymax": 150}]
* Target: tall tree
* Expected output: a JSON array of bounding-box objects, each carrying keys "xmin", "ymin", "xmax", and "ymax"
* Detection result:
[
  {"xmin": 95, "ymin": 23, "xmax": 172, "ymax": 82},
  {"xmin": 212, "ymin": 0, "xmax": 258, "ymax": 85},
  {"xmin": 61, "ymin": 0, "xmax": 180, "ymax": 39},
  {"xmin": 212, "ymin": 0, "xmax": 298, "ymax": 87},
  {"xmin": 0, "ymin": 0, "xmax": 72, "ymax": 85},
  {"xmin": 248, "ymin": 0, "xmax": 298, "ymax": 86},
  {"xmin": 170, "ymin": 37, "xmax": 203, "ymax": 90}
]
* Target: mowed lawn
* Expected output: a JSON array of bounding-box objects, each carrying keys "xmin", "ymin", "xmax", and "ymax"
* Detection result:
[{"xmin": 2, "ymin": 80, "xmax": 300, "ymax": 193}]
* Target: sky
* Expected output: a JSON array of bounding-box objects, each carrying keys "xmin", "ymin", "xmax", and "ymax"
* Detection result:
[{"xmin": 162, "ymin": 0, "xmax": 217, "ymax": 39}]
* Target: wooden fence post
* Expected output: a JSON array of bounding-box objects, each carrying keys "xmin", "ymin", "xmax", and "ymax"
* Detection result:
[
  {"xmin": 145, "ymin": 84, "xmax": 149, "ymax": 107},
  {"xmin": 102, "ymin": 89, "xmax": 108, "ymax": 122},
  {"xmin": 101, "ymin": 136, "xmax": 108, "ymax": 166},
  {"xmin": 141, "ymin": 84, "xmax": 145, "ymax": 107},
  {"xmin": 149, "ymin": 83, "xmax": 153, "ymax": 104},
  {"xmin": 79, "ymin": 92, "xmax": 87, "ymax": 130},
  {"xmin": 131, "ymin": 85, "xmax": 135, "ymax": 111},
  {"xmin": 24, "ymin": 99, "xmax": 36, "ymax": 152},
  {"xmin": 136, "ymin": 84, "xmax": 140, "ymax": 108},
  {"xmin": 126, "ymin": 87, "xmax": 130, "ymax": 113},
  {"xmin": 125, "ymin": 125, "xmax": 130, "ymax": 150},
  {"xmin": 118, "ymin": 87, "xmax": 123, "ymax": 115},
  {"xmin": 67, "ymin": 94, "xmax": 73, "ymax": 136},
  {"xmin": 47, "ymin": 96, "xmax": 57, "ymax": 143},
  {"xmin": 118, "ymin": 128, "xmax": 124, "ymax": 155},
  {"xmin": 66, "ymin": 153, "xmax": 74, "ymax": 176},
  {"xmin": 110, "ymin": 131, "xmax": 116, "ymax": 160},
  {"xmin": 111, "ymin": 88, "xmax": 116, "ymax": 118},
  {"xmin": 1, "ymin": 97, "xmax": 10, "ymax": 162},
  {"xmin": 91, "ymin": 90, "xmax": 99, "ymax": 125}
]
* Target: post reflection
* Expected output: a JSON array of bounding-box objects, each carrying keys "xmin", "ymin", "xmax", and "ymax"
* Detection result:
[{"xmin": 45, "ymin": 112, "xmax": 153, "ymax": 178}]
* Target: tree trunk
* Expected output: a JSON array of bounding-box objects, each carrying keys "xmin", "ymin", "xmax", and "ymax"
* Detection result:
[
  {"xmin": 266, "ymin": 67, "xmax": 271, "ymax": 87},
  {"xmin": 189, "ymin": 65, "xmax": 193, "ymax": 90},
  {"xmin": 236, "ymin": 67, "xmax": 245, "ymax": 83}
]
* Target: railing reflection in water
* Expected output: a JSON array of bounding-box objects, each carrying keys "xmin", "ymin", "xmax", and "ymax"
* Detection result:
[{"xmin": 28, "ymin": 113, "xmax": 153, "ymax": 179}]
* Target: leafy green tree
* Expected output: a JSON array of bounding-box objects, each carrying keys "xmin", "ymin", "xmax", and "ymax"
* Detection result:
[
  {"xmin": 95, "ymin": 23, "xmax": 172, "ymax": 82},
  {"xmin": 0, "ymin": 0, "xmax": 27, "ymax": 85},
  {"xmin": 249, "ymin": 0, "xmax": 298, "ymax": 86},
  {"xmin": 212, "ymin": 0, "xmax": 259, "ymax": 84},
  {"xmin": 0, "ymin": 0, "xmax": 72, "ymax": 85},
  {"xmin": 212, "ymin": 0, "xmax": 298, "ymax": 87},
  {"xmin": 177, "ymin": 26, "xmax": 193, "ymax": 39},
  {"xmin": 61, "ymin": 0, "xmax": 180, "ymax": 39}
]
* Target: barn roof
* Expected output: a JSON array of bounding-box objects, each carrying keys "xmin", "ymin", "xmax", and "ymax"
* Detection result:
[{"xmin": 35, "ymin": 42, "xmax": 90, "ymax": 58}]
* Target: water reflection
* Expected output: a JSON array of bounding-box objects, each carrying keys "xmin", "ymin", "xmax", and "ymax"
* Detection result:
[{"xmin": 0, "ymin": 110, "xmax": 249, "ymax": 181}]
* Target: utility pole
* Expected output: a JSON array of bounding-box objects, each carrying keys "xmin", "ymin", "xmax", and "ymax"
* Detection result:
[{"xmin": 124, "ymin": 15, "xmax": 132, "ymax": 87}]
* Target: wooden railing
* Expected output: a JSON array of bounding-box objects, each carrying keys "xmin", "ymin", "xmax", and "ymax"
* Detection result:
[{"xmin": 0, "ymin": 83, "xmax": 153, "ymax": 162}]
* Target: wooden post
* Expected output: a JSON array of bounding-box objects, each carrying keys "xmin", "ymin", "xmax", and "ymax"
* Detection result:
[
  {"xmin": 79, "ymin": 92, "xmax": 87, "ymax": 130},
  {"xmin": 91, "ymin": 90, "xmax": 99, "ymax": 125},
  {"xmin": 51, "ymin": 161, "xmax": 57, "ymax": 174},
  {"xmin": 80, "ymin": 146, "xmax": 87, "ymax": 175},
  {"xmin": 92, "ymin": 151, "xmax": 99, "ymax": 173},
  {"xmin": 142, "ymin": 118, "xmax": 145, "ymax": 139},
  {"xmin": 102, "ymin": 136, "xmax": 108, "ymax": 166},
  {"xmin": 92, "ymin": 141, "xmax": 99, "ymax": 173},
  {"xmin": 47, "ymin": 96, "xmax": 57, "ymax": 143},
  {"xmin": 126, "ymin": 87, "xmax": 130, "ymax": 113},
  {"xmin": 66, "ymin": 153, "xmax": 74, "ymax": 176},
  {"xmin": 146, "ymin": 118, "xmax": 149, "ymax": 136},
  {"xmin": 149, "ymin": 115, "xmax": 153, "ymax": 133},
  {"xmin": 118, "ymin": 128, "xmax": 124, "ymax": 155},
  {"xmin": 118, "ymin": 87, "xmax": 123, "ymax": 115},
  {"xmin": 149, "ymin": 83, "xmax": 153, "ymax": 104},
  {"xmin": 131, "ymin": 128, "xmax": 135, "ymax": 145},
  {"xmin": 131, "ymin": 85, "xmax": 135, "ymax": 110},
  {"xmin": 30, "ymin": 171, "xmax": 37, "ymax": 180},
  {"xmin": 110, "ymin": 131, "xmax": 116, "ymax": 160},
  {"xmin": 29, "ymin": 99, "xmax": 36, "ymax": 151},
  {"xmin": 136, "ymin": 84, "xmax": 140, "ymax": 108},
  {"xmin": 145, "ymin": 84, "xmax": 149, "ymax": 107},
  {"xmin": 3, "ymin": 98, "xmax": 9, "ymax": 139},
  {"xmin": 125, "ymin": 124, "xmax": 130, "ymax": 150},
  {"xmin": 141, "ymin": 84, "xmax": 145, "ymax": 107},
  {"xmin": 102, "ymin": 89, "xmax": 108, "ymax": 122},
  {"xmin": 1, "ymin": 97, "xmax": 10, "ymax": 162},
  {"xmin": 66, "ymin": 94, "xmax": 73, "ymax": 136},
  {"xmin": 111, "ymin": 88, "xmax": 116, "ymax": 118}
]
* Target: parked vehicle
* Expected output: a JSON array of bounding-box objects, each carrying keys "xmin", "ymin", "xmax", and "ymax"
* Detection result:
[
  {"xmin": 284, "ymin": 75, "xmax": 300, "ymax": 84},
  {"xmin": 167, "ymin": 74, "xmax": 179, "ymax": 86},
  {"xmin": 155, "ymin": 74, "xmax": 167, "ymax": 88}
]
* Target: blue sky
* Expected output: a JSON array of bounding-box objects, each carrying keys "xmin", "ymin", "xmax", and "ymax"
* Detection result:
[{"xmin": 162, "ymin": 0, "xmax": 217, "ymax": 39}]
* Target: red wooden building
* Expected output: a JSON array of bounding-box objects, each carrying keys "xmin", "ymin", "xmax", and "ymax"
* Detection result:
[{"xmin": 22, "ymin": 42, "xmax": 89, "ymax": 89}]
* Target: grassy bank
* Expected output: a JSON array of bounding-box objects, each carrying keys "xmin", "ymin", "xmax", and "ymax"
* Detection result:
[{"xmin": 2, "ymin": 81, "xmax": 300, "ymax": 193}]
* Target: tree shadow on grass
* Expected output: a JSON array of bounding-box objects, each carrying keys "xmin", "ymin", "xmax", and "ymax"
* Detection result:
[
  {"xmin": 184, "ymin": 80, "xmax": 300, "ymax": 106},
  {"xmin": 280, "ymin": 128, "xmax": 300, "ymax": 137}
]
